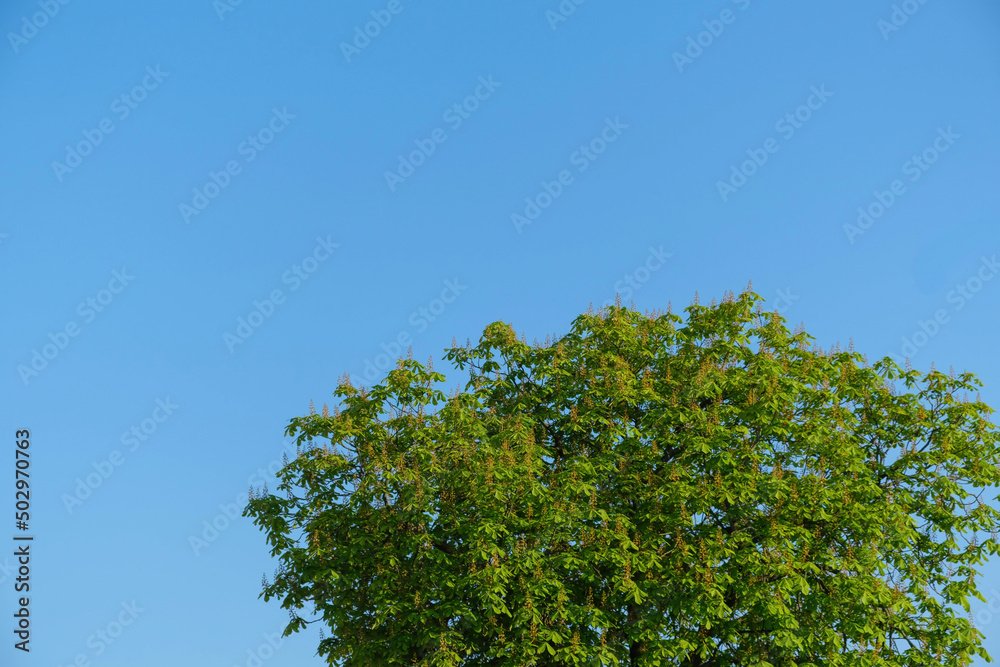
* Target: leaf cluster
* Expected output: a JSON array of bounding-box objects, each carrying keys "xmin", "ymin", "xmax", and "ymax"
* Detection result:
[{"xmin": 244, "ymin": 289, "xmax": 1000, "ymax": 667}]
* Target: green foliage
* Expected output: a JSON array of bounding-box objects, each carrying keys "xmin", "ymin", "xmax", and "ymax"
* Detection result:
[{"xmin": 244, "ymin": 288, "xmax": 1000, "ymax": 666}]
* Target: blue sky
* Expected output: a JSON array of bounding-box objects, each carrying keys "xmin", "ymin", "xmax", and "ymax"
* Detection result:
[{"xmin": 2, "ymin": 0, "xmax": 999, "ymax": 664}]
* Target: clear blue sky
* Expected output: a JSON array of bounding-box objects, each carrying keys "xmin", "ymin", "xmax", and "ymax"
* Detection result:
[{"xmin": 2, "ymin": 0, "xmax": 999, "ymax": 664}]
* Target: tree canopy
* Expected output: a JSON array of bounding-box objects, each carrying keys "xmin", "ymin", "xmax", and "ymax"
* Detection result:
[{"xmin": 244, "ymin": 287, "xmax": 1000, "ymax": 666}]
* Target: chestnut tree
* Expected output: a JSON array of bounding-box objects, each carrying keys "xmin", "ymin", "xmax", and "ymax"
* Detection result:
[{"xmin": 245, "ymin": 287, "xmax": 1000, "ymax": 667}]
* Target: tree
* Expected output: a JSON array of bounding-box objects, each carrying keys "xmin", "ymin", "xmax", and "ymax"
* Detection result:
[{"xmin": 244, "ymin": 286, "xmax": 1000, "ymax": 666}]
